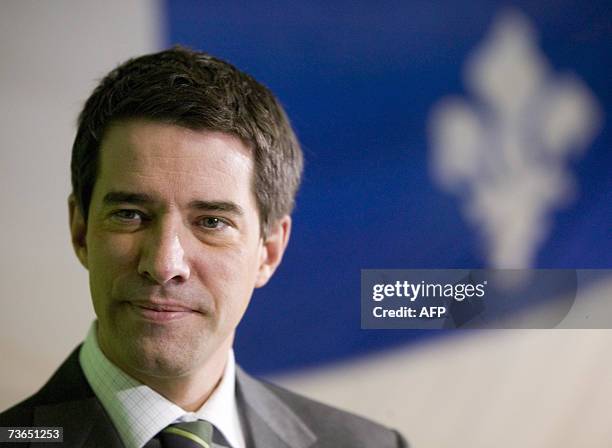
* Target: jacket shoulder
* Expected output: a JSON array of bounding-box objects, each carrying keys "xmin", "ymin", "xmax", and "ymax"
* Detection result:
[
  {"xmin": 0, "ymin": 346, "xmax": 91, "ymax": 426},
  {"xmin": 0, "ymin": 396, "xmax": 36, "ymax": 426},
  {"xmin": 253, "ymin": 378, "xmax": 408, "ymax": 447}
]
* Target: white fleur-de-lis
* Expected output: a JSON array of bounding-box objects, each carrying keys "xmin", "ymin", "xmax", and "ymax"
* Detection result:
[{"xmin": 429, "ymin": 9, "xmax": 601, "ymax": 268}]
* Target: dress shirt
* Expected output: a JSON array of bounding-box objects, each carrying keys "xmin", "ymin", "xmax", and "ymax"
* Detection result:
[{"xmin": 79, "ymin": 322, "xmax": 245, "ymax": 448}]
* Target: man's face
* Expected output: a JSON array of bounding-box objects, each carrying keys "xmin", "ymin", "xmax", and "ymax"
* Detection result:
[{"xmin": 70, "ymin": 119, "xmax": 289, "ymax": 379}]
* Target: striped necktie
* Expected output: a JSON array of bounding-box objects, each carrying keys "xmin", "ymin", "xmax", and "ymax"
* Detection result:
[{"xmin": 149, "ymin": 420, "xmax": 215, "ymax": 448}]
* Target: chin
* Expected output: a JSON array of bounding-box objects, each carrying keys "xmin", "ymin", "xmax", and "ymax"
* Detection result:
[
  {"xmin": 101, "ymin": 320, "xmax": 223, "ymax": 380},
  {"xmin": 125, "ymin": 340, "xmax": 200, "ymax": 379}
]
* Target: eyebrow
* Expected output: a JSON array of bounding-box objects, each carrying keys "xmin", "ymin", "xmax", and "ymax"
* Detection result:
[
  {"xmin": 188, "ymin": 200, "xmax": 244, "ymax": 216},
  {"xmin": 102, "ymin": 191, "xmax": 244, "ymax": 216},
  {"xmin": 102, "ymin": 191, "xmax": 153, "ymax": 205}
]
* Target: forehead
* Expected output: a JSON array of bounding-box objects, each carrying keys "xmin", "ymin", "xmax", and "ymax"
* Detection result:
[{"xmin": 94, "ymin": 120, "xmax": 255, "ymax": 205}]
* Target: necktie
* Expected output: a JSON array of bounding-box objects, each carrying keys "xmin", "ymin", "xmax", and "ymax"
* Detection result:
[{"xmin": 150, "ymin": 420, "xmax": 215, "ymax": 448}]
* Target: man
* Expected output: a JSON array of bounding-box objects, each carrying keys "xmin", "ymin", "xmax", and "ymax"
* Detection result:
[{"xmin": 0, "ymin": 47, "xmax": 407, "ymax": 447}]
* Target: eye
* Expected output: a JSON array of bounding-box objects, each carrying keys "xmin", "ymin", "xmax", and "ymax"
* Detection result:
[
  {"xmin": 198, "ymin": 216, "xmax": 229, "ymax": 230},
  {"xmin": 110, "ymin": 209, "xmax": 144, "ymax": 223}
]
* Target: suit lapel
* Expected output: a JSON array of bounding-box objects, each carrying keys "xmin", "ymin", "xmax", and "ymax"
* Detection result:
[
  {"xmin": 236, "ymin": 367, "xmax": 316, "ymax": 448},
  {"xmin": 29, "ymin": 346, "xmax": 124, "ymax": 448},
  {"xmin": 32, "ymin": 397, "xmax": 123, "ymax": 448}
]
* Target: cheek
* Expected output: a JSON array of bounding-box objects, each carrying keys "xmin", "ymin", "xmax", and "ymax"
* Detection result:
[
  {"xmin": 193, "ymin": 245, "xmax": 261, "ymax": 319},
  {"xmin": 88, "ymin": 231, "xmax": 141, "ymax": 264},
  {"xmin": 87, "ymin": 234, "xmax": 141, "ymax": 294}
]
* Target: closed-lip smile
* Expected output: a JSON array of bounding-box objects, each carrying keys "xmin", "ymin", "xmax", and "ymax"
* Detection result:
[{"xmin": 128, "ymin": 300, "xmax": 199, "ymax": 322}]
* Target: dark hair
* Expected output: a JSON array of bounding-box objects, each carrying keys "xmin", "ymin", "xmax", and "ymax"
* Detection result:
[{"xmin": 71, "ymin": 46, "xmax": 302, "ymax": 236}]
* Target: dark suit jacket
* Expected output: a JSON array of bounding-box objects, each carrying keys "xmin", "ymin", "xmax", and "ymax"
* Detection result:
[{"xmin": 0, "ymin": 347, "xmax": 408, "ymax": 447}]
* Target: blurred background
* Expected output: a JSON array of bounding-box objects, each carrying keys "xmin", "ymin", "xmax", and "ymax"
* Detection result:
[{"xmin": 1, "ymin": 1, "xmax": 611, "ymax": 446}]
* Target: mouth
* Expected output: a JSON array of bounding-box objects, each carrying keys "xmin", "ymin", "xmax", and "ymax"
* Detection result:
[{"xmin": 128, "ymin": 300, "xmax": 199, "ymax": 323}]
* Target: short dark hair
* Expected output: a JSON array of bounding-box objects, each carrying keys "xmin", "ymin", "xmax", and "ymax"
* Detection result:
[{"xmin": 71, "ymin": 46, "xmax": 303, "ymax": 236}]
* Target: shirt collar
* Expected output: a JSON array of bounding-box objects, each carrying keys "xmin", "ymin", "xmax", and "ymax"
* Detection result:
[{"xmin": 79, "ymin": 321, "xmax": 245, "ymax": 448}]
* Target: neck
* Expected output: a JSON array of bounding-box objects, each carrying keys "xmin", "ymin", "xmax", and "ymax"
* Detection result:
[{"xmin": 137, "ymin": 345, "xmax": 230, "ymax": 412}]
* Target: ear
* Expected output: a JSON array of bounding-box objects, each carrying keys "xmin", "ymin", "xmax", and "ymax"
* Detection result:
[
  {"xmin": 255, "ymin": 215, "xmax": 292, "ymax": 288},
  {"xmin": 68, "ymin": 194, "xmax": 89, "ymax": 269}
]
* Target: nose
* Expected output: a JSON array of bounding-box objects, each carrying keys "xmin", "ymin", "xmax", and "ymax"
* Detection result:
[{"xmin": 138, "ymin": 220, "xmax": 190, "ymax": 285}]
